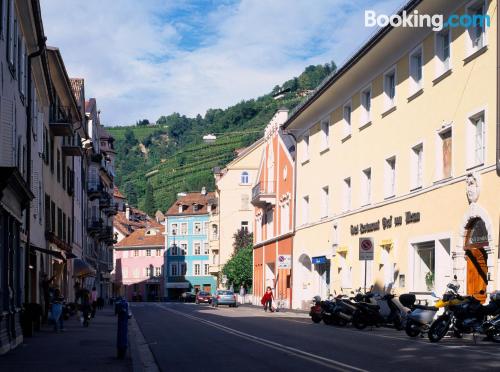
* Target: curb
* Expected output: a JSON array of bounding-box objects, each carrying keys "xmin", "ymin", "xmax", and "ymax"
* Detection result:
[{"xmin": 129, "ymin": 315, "xmax": 160, "ymax": 372}]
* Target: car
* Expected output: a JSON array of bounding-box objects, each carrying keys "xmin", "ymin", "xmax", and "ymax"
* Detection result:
[
  {"xmin": 180, "ymin": 292, "xmax": 196, "ymax": 303},
  {"xmin": 196, "ymin": 291, "xmax": 212, "ymax": 304},
  {"xmin": 211, "ymin": 290, "xmax": 237, "ymax": 308}
]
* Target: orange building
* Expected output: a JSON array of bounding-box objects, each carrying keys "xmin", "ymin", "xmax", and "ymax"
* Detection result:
[{"xmin": 252, "ymin": 109, "xmax": 295, "ymax": 308}]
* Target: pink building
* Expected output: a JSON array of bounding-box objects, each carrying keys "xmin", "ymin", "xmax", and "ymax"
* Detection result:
[{"xmin": 113, "ymin": 226, "xmax": 165, "ymax": 301}]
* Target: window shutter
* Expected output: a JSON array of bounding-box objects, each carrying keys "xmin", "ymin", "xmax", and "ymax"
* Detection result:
[
  {"xmin": 32, "ymin": 171, "xmax": 39, "ymax": 218},
  {"xmin": 1, "ymin": 98, "xmax": 14, "ymax": 165}
]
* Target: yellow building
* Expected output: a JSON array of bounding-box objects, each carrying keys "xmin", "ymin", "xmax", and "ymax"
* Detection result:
[
  {"xmin": 283, "ymin": 0, "xmax": 500, "ymax": 309},
  {"xmin": 209, "ymin": 139, "xmax": 265, "ymax": 283}
]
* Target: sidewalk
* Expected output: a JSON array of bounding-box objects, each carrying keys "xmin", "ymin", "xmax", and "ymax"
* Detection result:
[{"xmin": 0, "ymin": 306, "xmax": 132, "ymax": 372}]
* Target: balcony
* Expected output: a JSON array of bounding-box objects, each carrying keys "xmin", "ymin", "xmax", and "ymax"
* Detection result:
[
  {"xmin": 87, "ymin": 219, "xmax": 103, "ymax": 235},
  {"xmin": 87, "ymin": 182, "xmax": 103, "ymax": 200},
  {"xmin": 209, "ymin": 264, "xmax": 220, "ymax": 274},
  {"xmin": 104, "ymin": 205, "xmax": 118, "ymax": 216},
  {"xmin": 99, "ymin": 193, "xmax": 112, "ymax": 209},
  {"xmin": 251, "ymin": 181, "xmax": 276, "ymax": 207},
  {"xmin": 49, "ymin": 105, "xmax": 74, "ymax": 136},
  {"xmin": 62, "ymin": 145, "xmax": 83, "ymax": 157}
]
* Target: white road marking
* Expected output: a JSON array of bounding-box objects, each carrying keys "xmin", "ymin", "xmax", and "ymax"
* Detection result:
[{"xmin": 154, "ymin": 303, "xmax": 368, "ymax": 372}]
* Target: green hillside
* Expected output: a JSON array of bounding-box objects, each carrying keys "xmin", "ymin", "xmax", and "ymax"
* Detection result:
[{"xmin": 109, "ymin": 62, "xmax": 337, "ymax": 215}]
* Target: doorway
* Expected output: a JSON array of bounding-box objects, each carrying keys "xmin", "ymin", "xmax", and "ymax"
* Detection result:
[
  {"xmin": 314, "ymin": 262, "xmax": 330, "ymax": 299},
  {"xmin": 265, "ymin": 263, "xmax": 275, "ymax": 291},
  {"xmin": 464, "ymin": 218, "xmax": 488, "ymax": 303}
]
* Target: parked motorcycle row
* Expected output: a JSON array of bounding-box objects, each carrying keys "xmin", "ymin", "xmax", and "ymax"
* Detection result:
[{"xmin": 309, "ymin": 278, "xmax": 500, "ymax": 343}]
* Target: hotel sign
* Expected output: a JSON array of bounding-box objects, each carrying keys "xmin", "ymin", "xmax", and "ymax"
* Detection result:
[{"xmin": 351, "ymin": 211, "xmax": 420, "ymax": 235}]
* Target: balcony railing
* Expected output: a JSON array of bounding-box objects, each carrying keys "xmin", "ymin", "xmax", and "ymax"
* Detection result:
[
  {"xmin": 99, "ymin": 193, "xmax": 112, "ymax": 209},
  {"xmin": 49, "ymin": 105, "xmax": 74, "ymax": 136},
  {"xmin": 251, "ymin": 181, "xmax": 276, "ymax": 206},
  {"xmin": 87, "ymin": 219, "xmax": 103, "ymax": 235},
  {"xmin": 87, "ymin": 181, "xmax": 103, "ymax": 200}
]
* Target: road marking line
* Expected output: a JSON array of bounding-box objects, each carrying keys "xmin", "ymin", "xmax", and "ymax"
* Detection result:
[{"xmin": 155, "ymin": 304, "xmax": 367, "ymax": 372}]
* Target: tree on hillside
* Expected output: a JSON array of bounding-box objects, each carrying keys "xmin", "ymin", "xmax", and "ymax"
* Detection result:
[
  {"xmin": 123, "ymin": 129, "xmax": 138, "ymax": 148},
  {"xmin": 136, "ymin": 119, "xmax": 150, "ymax": 126},
  {"xmin": 144, "ymin": 182, "xmax": 155, "ymax": 216},
  {"xmin": 124, "ymin": 182, "xmax": 138, "ymax": 206},
  {"xmin": 233, "ymin": 228, "xmax": 253, "ymax": 253},
  {"xmin": 222, "ymin": 244, "xmax": 252, "ymax": 291}
]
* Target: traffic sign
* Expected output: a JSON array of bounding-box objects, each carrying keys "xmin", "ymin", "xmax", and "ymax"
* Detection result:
[
  {"xmin": 359, "ymin": 237, "xmax": 374, "ymax": 260},
  {"xmin": 277, "ymin": 254, "xmax": 291, "ymax": 269}
]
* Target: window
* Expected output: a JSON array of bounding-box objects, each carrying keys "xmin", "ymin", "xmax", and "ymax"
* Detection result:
[
  {"xmin": 204, "ymin": 264, "xmax": 210, "ymax": 275},
  {"xmin": 343, "ymin": 178, "xmax": 351, "ymax": 212},
  {"xmin": 203, "ymin": 242, "xmax": 209, "ymax": 255},
  {"xmin": 155, "ymin": 267, "xmax": 161, "ymax": 276},
  {"xmin": 411, "ymin": 144, "xmax": 424, "ymax": 189},
  {"xmin": 438, "ymin": 128, "xmax": 452, "ymax": 179},
  {"xmin": 170, "ymin": 264, "xmax": 178, "ymax": 277},
  {"xmin": 156, "ymin": 249, "xmax": 162, "ymax": 256},
  {"xmin": 383, "ymin": 68, "xmax": 396, "ymax": 109},
  {"xmin": 413, "ymin": 241, "xmax": 435, "ymax": 292},
  {"xmin": 211, "ymin": 224, "xmax": 218, "ymax": 240},
  {"xmin": 320, "ymin": 118, "xmax": 329, "ymax": 151},
  {"xmin": 321, "ymin": 186, "xmax": 329, "ymax": 218},
  {"xmin": 180, "ymin": 263, "xmax": 187, "ymax": 275},
  {"xmin": 302, "ymin": 196, "xmax": 309, "ymax": 225},
  {"xmin": 241, "ymin": 221, "xmax": 249, "ymax": 232},
  {"xmin": 435, "ymin": 28, "xmax": 451, "ymax": 76},
  {"xmin": 180, "ymin": 243, "xmax": 187, "ymax": 255},
  {"xmin": 57, "ymin": 208, "xmax": 62, "ymax": 238},
  {"xmin": 360, "ymin": 86, "xmax": 371, "ymax": 125},
  {"xmin": 266, "ymin": 209, "xmax": 274, "ymax": 239},
  {"xmin": 7, "ymin": 0, "xmax": 14, "ymax": 66},
  {"xmin": 145, "ymin": 267, "xmax": 151, "ymax": 277},
  {"xmin": 385, "ymin": 157, "xmax": 396, "ymax": 198},
  {"xmin": 193, "ymin": 204, "xmax": 199, "ymax": 212},
  {"xmin": 180, "ymin": 223, "xmax": 187, "ymax": 235},
  {"xmin": 240, "ymin": 171, "xmax": 249, "ymax": 184},
  {"xmin": 302, "ymin": 133, "xmax": 310, "ymax": 162},
  {"xmin": 343, "ymin": 102, "xmax": 352, "ymax": 137},
  {"xmin": 194, "ymin": 222, "xmax": 202, "ymax": 234},
  {"xmin": 409, "ymin": 46, "xmax": 423, "ymax": 94},
  {"xmin": 203, "ymin": 221, "xmax": 208, "ymax": 234},
  {"xmin": 241, "ymin": 194, "xmax": 249, "ymax": 210},
  {"xmin": 134, "ymin": 250, "xmax": 139, "ymax": 257},
  {"xmin": 170, "ymin": 223, "xmax": 178, "ymax": 235},
  {"xmin": 194, "ymin": 242, "xmax": 201, "ymax": 255},
  {"xmin": 468, "ymin": 112, "xmax": 485, "ymax": 168},
  {"xmin": 466, "ymin": 0, "xmax": 487, "ymax": 55},
  {"xmin": 171, "ymin": 245, "xmax": 178, "ymax": 256},
  {"xmin": 146, "ymin": 249, "xmax": 151, "ymax": 256},
  {"xmin": 362, "ymin": 168, "xmax": 372, "ymax": 206},
  {"xmin": 194, "ymin": 264, "xmax": 201, "ymax": 276}
]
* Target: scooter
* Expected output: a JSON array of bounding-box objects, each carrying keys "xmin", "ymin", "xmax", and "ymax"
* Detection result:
[
  {"xmin": 309, "ymin": 296, "xmax": 322, "ymax": 323},
  {"xmin": 482, "ymin": 292, "xmax": 500, "ymax": 342},
  {"xmin": 352, "ymin": 292, "xmax": 405, "ymax": 330},
  {"xmin": 402, "ymin": 293, "xmax": 439, "ymax": 338}
]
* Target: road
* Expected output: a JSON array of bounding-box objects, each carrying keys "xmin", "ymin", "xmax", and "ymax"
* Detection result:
[{"xmin": 131, "ymin": 302, "xmax": 500, "ymax": 372}]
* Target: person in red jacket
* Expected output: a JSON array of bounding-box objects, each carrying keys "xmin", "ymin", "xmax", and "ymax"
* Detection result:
[{"xmin": 261, "ymin": 287, "xmax": 274, "ymax": 312}]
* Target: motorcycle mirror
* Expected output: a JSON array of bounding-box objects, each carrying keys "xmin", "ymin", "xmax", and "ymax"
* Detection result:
[
  {"xmin": 453, "ymin": 274, "xmax": 457, "ymax": 280},
  {"xmin": 431, "ymin": 292, "xmax": 438, "ymax": 298},
  {"xmin": 479, "ymin": 290, "xmax": 485, "ymax": 295}
]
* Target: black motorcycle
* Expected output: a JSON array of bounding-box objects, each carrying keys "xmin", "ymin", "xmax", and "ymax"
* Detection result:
[
  {"xmin": 352, "ymin": 293, "xmax": 404, "ymax": 330},
  {"xmin": 309, "ymin": 296, "xmax": 322, "ymax": 324}
]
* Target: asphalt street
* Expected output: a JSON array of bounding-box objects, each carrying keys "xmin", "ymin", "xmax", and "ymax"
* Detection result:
[{"xmin": 131, "ymin": 302, "xmax": 500, "ymax": 372}]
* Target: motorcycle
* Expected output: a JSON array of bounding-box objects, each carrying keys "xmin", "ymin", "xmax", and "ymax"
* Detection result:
[
  {"xmin": 482, "ymin": 292, "xmax": 500, "ymax": 342},
  {"xmin": 351, "ymin": 291, "xmax": 407, "ymax": 330},
  {"xmin": 403, "ymin": 292, "xmax": 439, "ymax": 338},
  {"xmin": 309, "ymin": 296, "xmax": 322, "ymax": 323}
]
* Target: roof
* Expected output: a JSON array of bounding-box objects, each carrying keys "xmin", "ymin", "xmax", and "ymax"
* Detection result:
[
  {"xmin": 113, "ymin": 186, "xmax": 125, "ymax": 199},
  {"xmin": 165, "ymin": 191, "xmax": 215, "ymax": 216},
  {"xmin": 85, "ymin": 99, "xmax": 96, "ymax": 114},
  {"xmin": 99, "ymin": 125, "xmax": 114, "ymax": 140},
  {"xmin": 282, "ymin": 0, "xmax": 422, "ymax": 129},
  {"xmin": 115, "ymin": 226, "xmax": 164, "ymax": 248}
]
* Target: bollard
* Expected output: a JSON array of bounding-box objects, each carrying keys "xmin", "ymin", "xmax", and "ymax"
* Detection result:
[{"xmin": 116, "ymin": 299, "xmax": 130, "ymax": 359}]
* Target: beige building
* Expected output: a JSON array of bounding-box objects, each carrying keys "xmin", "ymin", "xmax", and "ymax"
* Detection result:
[
  {"xmin": 210, "ymin": 139, "xmax": 265, "ymax": 281},
  {"xmin": 283, "ymin": 0, "xmax": 500, "ymax": 309}
]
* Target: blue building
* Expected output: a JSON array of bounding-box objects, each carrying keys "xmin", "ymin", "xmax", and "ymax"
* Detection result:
[{"xmin": 164, "ymin": 189, "xmax": 216, "ymax": 299}]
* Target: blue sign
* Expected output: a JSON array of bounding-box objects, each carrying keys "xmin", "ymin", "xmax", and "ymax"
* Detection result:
[{"xmin": 312, "ymin": 256, "xmax": 327, "ymax": 265}]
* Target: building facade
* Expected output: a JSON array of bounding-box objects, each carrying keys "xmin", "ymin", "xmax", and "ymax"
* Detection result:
[
  {"xmin": 283, "ymin": 0, "xmax": 500, "ymax": 309},
  {"xmin": 252, "ymin": 109, "xmax": 295, "ymax": 308},
  {"xmin": 164, "ymin": 190, "xmax": 216, "ymax": 299},
  {"xmin": 210, "ymin": 139, "xmax": 265, "ymax": 280}
]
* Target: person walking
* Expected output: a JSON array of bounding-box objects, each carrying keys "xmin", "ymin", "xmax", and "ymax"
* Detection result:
[
  {"xmin": 80, "ymin": 289, "xmax": 91, "ymax": 327},
  {"xmin": 91, "ymin": 287, "xmax": 98, "ymax": 318},
  {"xmin": 260, "ymin": 287, "xmax": 274, "ymax": 312},
  {"xmin": 239, "ymin": 285, "xmax": 246, "ymax": 305},
  {"xmin": 51, "ymin": 288, "xmax": 64, "ymax": 332},
  {"xmin": 41, "ymin": 273, "xmax": 56, "ymax": 322}
]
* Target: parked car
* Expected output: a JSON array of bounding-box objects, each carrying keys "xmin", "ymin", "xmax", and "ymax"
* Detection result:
[
  {"xmin": 180, "ymin": 292, "xmax": 196, "ymax": 303},
  {"xmin": 196, "ymin": 291, "xmax": 212, "ymax": 304},
  {"xmin": 211, "ymin": 290, "xmax": 237, "ymax": 308}
]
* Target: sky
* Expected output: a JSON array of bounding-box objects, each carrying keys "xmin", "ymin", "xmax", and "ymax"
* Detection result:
[{"xmin": 40, "ymin": 0, "xmax": 406, "ymax": 126}]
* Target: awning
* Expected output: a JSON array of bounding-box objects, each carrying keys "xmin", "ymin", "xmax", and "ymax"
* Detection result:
[
  {"xmin": 32, "ymin": 246, "xmax": 65, "ymax": 261},
  {"xmin": 73, "ymin": 258, "xmax": 96, "ymax": 278},
  {"xmin": 336, "ymin": 246, "xmax": 348, "ymax": 254},
  {"xmin": 166, "ymin": 282, "xmax": 190, "ymax": 289},
  {"xmin": 380, "ymin": 239, "xmax": 394, "ymax": 248},
  {"xmin": 311, "ymin": 256, "xmax": 328, "ymax": 265}
]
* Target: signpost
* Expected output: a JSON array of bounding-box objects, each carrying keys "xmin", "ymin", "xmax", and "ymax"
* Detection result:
[
  {"xmin": 277, "ymin": 254, "xmax": 292, "ymax": 269},
  {"xmin": 359, "ymin": 237, "xmax": 374, "ymax": 293}
]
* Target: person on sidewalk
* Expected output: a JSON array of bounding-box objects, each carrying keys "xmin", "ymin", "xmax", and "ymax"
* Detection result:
[
  {"xmin": 41, "ymin": 273, "xmax": 56, "ymax": 322},
  {"xmin": 261, "ymin": 287, "xmax": 274, "ymax": 312},
  {"xmin": 51, "ymin": 288, "xmax": 64, "ymax": 332},
  {"xmin": 239, "ymin": 285, "xmax": 246, "ymax": 305},
  {"xmin": 80, "ymin": 288, "xmax": 91, "ymax": 327},
  {"xmin": 91, "ymin": 287, "xmax": 98, "ymax": 318}
]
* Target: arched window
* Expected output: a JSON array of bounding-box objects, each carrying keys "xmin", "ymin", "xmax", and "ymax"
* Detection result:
[{"xmin": 241, "ymin": 171, "xmax": 249, "ymax": 184}]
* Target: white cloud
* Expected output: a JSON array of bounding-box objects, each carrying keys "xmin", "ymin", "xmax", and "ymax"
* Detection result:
[{"xmin": 41, "ymin": 0, "xmax": 405, "ymax": 125}]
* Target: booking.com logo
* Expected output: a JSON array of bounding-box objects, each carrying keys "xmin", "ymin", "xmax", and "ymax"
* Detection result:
[{"xmin": 365, "ymin": 9, "xmax": 490, "ymax": 31}]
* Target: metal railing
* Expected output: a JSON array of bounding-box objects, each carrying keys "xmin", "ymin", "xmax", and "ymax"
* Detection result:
[{"xmin": 252, "ymin": 181, "xmax": 275, "ymax": 200}]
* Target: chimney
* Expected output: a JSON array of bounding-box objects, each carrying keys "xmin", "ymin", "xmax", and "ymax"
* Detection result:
[
  {"xmin": 125, "ymin": 206, "xmax": 130, "ymax": 220},
  {"xmin": 201, "ymin": 187, "xmax": 206, "ymax": 195}
]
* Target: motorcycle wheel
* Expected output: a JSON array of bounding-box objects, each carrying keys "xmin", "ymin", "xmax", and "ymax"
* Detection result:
[
  {"xmin": 393, "ymin": 316, "xmax": 404, "ymax": 331},
  {"xmin": 485, "ymin": 330, "xmax": 500, "ymax": 343},
  {"xmin": 335, "ymin": 317, "xmax": 348, "ymax": 327},
  {"xmin": 352, "ymin": 312, "xmax": 368, "ymax": 330},
  {"xmin": 323, "ymin": 316, "xmax": 333, "ymax": 325},
  {"xmin": 428, "ymin": 318, "xmax": 449, "ymax": 342},
  {"xmin": 311, "ymin": 314, "xmax": 322, "ymax": 323},
  {"xmin": 405, "ymin": 320, "xmax": 421, "ymax": 338},
  {"xmin": 453, "ymin": 329, "xmax": 463, "ymax": 338}
]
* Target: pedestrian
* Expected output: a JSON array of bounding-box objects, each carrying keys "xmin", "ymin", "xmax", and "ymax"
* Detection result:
[
  {"xmin": 261, "ymin": 287, "xmax": 274, "ymax": 312},
  {"xmin": 80, "ymin": 289, "xmax": 91, "ymax": 327},
  {"xmin": 91, "ymin": 287, "xmax": 98, "ymax": 318},
  {"xmin": 51, "ymin": 288, "xmax": 64, "ymax": 332},
  {"xmin": 41, "ymin": 273, "xmax": 56, "ymax": 322},
  {"xmin": 239, "ymin": 285, "xmax": 246, "ymax": 304}
]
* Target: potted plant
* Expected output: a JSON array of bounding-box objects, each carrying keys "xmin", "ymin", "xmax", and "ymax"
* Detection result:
[{"xmin": 425, "ymin": 271, "xmax": 434, "ymax": 291}]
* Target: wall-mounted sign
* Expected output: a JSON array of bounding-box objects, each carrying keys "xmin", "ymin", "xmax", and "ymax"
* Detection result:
[
  {"xmin": 351, "ymin": 211, "xmax": 420, "ymax": 235},
  {"xmin": 311, "ymin": 256, "xmax": 327, "ymax": 265},
  {"xmin": 277, "ymin": 254, "xmax": 292, "ymax": 269},
  {"xmin": 359, "ymin": 237, "xmax": 374, "ymax": 261}
]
